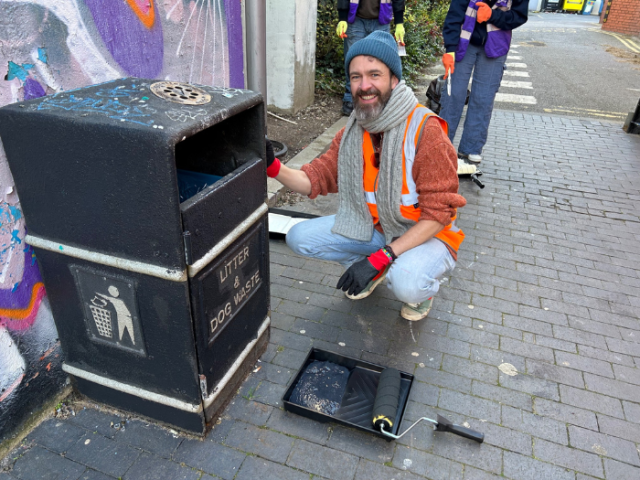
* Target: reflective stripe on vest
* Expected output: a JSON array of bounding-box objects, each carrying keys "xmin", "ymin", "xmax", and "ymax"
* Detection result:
[{"xmin": 362, "ymin": 104, "xmax": 465, "ymax": 252}]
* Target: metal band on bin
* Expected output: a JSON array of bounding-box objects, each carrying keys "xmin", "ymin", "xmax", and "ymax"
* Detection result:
[
  {"xmin": 187, "ymin": 203, "xmax": 269, "ymax": 278},
  {"xmin": 61, "ymin": 363, "xmax": 203, "ymax": 413},
  {"xmin": 25, "ymin": 235, "xmax": 187, "ymax": 282}
]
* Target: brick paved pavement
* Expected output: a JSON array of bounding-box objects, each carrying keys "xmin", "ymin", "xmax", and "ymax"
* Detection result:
[{"xmin": 2, "ymin": 111, "xmax": 640, "ymax": 479}]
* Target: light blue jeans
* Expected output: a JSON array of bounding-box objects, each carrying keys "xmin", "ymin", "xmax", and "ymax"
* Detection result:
[
  {"xmin": 343, "ymin": 18, "xmax": 391, "ymax": 103},
  {"xmin": 439, "ymin": 43, "xmax": 507, "ymax": 156},
  {"xmin": 286, "ymin": 216, "xmax": 456, "ymax": 304}
]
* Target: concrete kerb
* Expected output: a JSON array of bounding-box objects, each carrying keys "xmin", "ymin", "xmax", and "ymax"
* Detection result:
[{"xmin": 267, "ymin": 117, "xmax": 348, "ymax": 206}]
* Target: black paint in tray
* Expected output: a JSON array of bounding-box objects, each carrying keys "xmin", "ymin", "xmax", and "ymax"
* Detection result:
[{"xmin": 282, "ymin": 348, "xmax": 413, "ymax": 440}]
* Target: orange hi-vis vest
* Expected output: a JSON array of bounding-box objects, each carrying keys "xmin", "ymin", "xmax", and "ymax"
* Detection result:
[{"xmin": 362, "ymin": 105, "xmax": 465, "ymax": 253}]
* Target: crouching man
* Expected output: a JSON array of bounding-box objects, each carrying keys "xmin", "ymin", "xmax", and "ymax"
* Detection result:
[{"xmin": 266, "ymin": 31, "xmax": 466, "ymax": 321}]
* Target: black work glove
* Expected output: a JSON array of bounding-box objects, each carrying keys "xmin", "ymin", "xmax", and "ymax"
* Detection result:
[
  {"xmin": 336, "ymin": 258, "xmax": 380, "ymax": 296},
  {"xmin": 265, "ymin": 137, "xmax": 275, "ymax": 167}
]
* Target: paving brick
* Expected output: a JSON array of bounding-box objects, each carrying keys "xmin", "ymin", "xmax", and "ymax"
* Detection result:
[
  {"xmin": 291, "ymin": 317, "xmax": 339, "ymax": 343},
  {"xmin": 618, "ymin": 326, "xmax": 640, "ymax": 344},
  {"xmin": 408, "ymin": 379, "xmax": 440, "ymax": 406},
  {"xmin": 447, "ymin": 324, "xmax": 500, "ymax": 349},
  {"xmin": 235, "ymin": 456, "xmax": 310, "ymax": 480},
  {"xmin": 501, "ymin": 405, "xmax": 568, "ymax": 445},
  {"xmin": 503, "ymin": 451, "xmax": 574, "ymax": 480},
  {"xmin": 555, "ymin": 350, "xmax": 613, "ymax": 379},
  {"xmin": 472, "ymin": 319, "xmax": 522, "ymax": 340},
  {"xmin": 568, "ymin": 315, "xmax": 622, "ymax": 339},
  {"xmin": 442, "ymin": 354, "xmax": 498, "ymax": 385},
  {"xmin": 518, "ymin": 305, "xmax": 568, "ymax": 326},
  {"xmin": 597, "ymin": 414, "xmax": 640, "ymax": 444},
  {"xmin": 224, "ymin": 397, "xmax": 273, "ymax": 426},
  {"xmin": 276, "ymin": 299, "xmax": 327, "ymax": 322},
  {"xmin": 584, "ymin": 372, "xmax": 640, "ymax": 403},
  {"xmin": 578, "ymin": 344, "xmax": 636, "ymax": 367},
  {"xmin": 533, "ymin": 334, "xmax": 577, "ymax": 353},
  {"xmin": 559, "ymin": 385, "xmax": 624, "ymax": 418},
  {"xmin": 325, "ymin": 426, "xmax": 395, "ymax": 463},
  {"xmin": 476, "ymin": 422, "xmax": 532, "ymax": 456},
  {"xmin": 270, "ymin": 328, "xmax": 314, "ymax": 352},
  {"xmin": 392, "ymin": 445, "xmax": 465, "ymax": 480},
  {"xmin": 27, "ymin": 418, "xmax": 87, "ymax": 454},
  {"xmin": 534, "ymin": 438, "xmax": 603, "ymax": 478},
  {"xmin": 9, "ymin": 446, "xmax": 86, "ymax": 480},
  {"xmin": 252, "ymin": 379, "xmax": 288, "ymax": 408},
  {"xmin": 471, "ymin": 380, "xmax": 533, "ymax": 411},
  {"xmin": 65, "ymin": 433, "xmax": 141, "ymax": 478},
  {"xmin": 77, "ymin": 470, "xmax": 115, "ymax": 480},
  {"xmin": 498, "ymin": 370, "xmax": 560, "ymax": 401},
  {"xmin": 123, "ymin": 452, "xmax": 200, "ymax": 480},
  {"xmin": 503, "ymin": 315, "xmax": 553, "ymax": 336},
  {"xmin": 606, "ymin": 337, "xmax": 640, "ymax": 357},
  {"xmin": 417, "ymin": 332, "xmax": 471, "ymax": 359},
  {"xmin": 413, "ymin": 366, "xmax": 472, "ymax": 393},
  {"xmin": 114, "ymin": 419, "xmax": 183, "ymax": 458},
  {"xmin": 569, "ymin": 425, "xmax": 640, "ymax": 466},
  {"xmin": 622, "ymin": 400, "xmax": 640, "ymax": 423},
  {"xmin": 66, "ymin": 407, "xmax": 125, "ymax": 440},
  {"xmin": 250, "ymin": 360, "xmax": 294, "ymax": 385},
  {"xmin": 266, "ymin": 407, "xmax": 330, "ymax": 444},
  {"xmin": 553, "ymin": 325, "xmax": 608, "ymax": 350},
  {"xmin": 438, "ymin": 388, "xmax": 501, "ymax": 424},
  {"xmin": 173, "ymin": 438, "xmax": 246, "ymax": 479},
  {"xmin": 526, "ymin": 358, "xmax": 585, "ymax": 388},
  {"xmin": 286, "ymin": 439, "xmax": 359, "ymax": 480},
  {"xmin": 500, "ymin": 337, "xmax": 555, "ymax": 363},
  {"xmin": 224, "ymin": 422, "xmax": 293, "ymax": 463},
  {"xmin": 604, "ymin": 458, "xmax": 640, "ymax": 480}
]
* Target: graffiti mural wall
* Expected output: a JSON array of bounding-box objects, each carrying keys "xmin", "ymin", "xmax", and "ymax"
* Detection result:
[{"xmin": 0, "ymin": 0, "xmax": 244, "ymax": 441}]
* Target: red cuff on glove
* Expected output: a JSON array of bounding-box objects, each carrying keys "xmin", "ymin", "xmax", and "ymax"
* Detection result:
[
  {"xmin": 368, "ymin": 248, "xmax": 393, "ymax": 271},
  {"xmin": 266, "ymin": 158, "xmax": 281, "ymax": 178}
]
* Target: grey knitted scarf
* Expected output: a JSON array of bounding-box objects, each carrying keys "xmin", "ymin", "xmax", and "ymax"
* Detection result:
[{"xmin": 332, "ymin": 81, "xmax": 419, "ymax": 243}]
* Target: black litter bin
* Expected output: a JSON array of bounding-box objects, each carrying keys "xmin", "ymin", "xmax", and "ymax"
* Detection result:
[{"xmin": 0, "ymin": 78, "xmax": 271, "ymax": 434}]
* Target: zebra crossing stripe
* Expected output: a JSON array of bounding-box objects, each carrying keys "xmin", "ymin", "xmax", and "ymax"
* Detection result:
[
  {"xmin": 503, "ymin": 71, "xmax": 530, "ymax": 77},
  {"xmin": 507, "ymin": 56, "xmax": 523, "ymax": 60},
  {"xmin": 505, "ymin": 62, "xmax": 527, "ymax": 68},
  {"xmin": 500, "ymin": 80, "xmax": 533, "ymax": 89},
  {"xmin": 495, "ymin": 93, "xmax": 537, "ymax": 104}
]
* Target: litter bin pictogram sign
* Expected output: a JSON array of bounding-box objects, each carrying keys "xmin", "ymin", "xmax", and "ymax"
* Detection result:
[{"xmin": 71, "ymin": 266, "xmax": 146, "ymax": 356}]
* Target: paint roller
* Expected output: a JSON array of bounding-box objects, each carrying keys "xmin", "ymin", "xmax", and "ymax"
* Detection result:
[{"xmin": 372, "ymin": 368, "xmax": 484, "ymax": 443}]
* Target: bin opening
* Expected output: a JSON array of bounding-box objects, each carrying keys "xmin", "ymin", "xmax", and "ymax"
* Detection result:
[
  {"xmin": 174, "ymin": 106, "xmax": 263, "ymax": 203},
  {"xmin": 177, "ymin": 169, "xmax": 222, "ymax": 202}
]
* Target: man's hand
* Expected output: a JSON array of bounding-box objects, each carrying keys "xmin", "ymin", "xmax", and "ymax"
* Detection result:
[
  {"xmin": 442, "ymin": 52, "xmax": 455, "ymax": 80},
  {"xmin": 337, "ymin": 248, "xmax": 395, "ymax": 296},
  {"xmin": 336, "ymin": 21, "xmax": 348, "ymax": 39},
  {"xmin": 265, "ymin": 138, "xmax": 281, "ymax": 178},
  {"xmin": 476, "ymin": 2, "xmax": 492, "ymax": 23},
  {"xmin": 395, "ymin": 24, "xmax": 405, "ymax": 45}
]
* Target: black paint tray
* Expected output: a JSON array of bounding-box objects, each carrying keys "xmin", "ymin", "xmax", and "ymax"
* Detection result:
[{"xmin": 282, "ymin": 348, "xmax": 413, "ymax": 439}]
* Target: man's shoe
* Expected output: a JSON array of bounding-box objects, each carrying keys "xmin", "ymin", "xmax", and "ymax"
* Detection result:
[
  {"xmin": 342, "ymin": 101, "xmax": 353, "ymax": 116},
  {"xmin": 344, "ymin": 266, "xmax": 389, "ymax": 300},
  {"xmin": 401, "ymin": 297, "xmax": 434, "ymax": 321},
  {"xmin": 459, "ymin": 152, "xmax": 482, "ymax": 164}
]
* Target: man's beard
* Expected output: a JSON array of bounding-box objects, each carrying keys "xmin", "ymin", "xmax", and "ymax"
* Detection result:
[{"xmin": 353, "ymin": 85, "xmax": 393, "ymax": 121}]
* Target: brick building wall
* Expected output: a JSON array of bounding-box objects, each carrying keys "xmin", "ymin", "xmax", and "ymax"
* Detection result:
[{"xmin": 602, "ymin": 0, "xmax": 640, "ymax": 36}]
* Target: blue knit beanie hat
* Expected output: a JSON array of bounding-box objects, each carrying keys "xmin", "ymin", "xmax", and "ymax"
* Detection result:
[{"xmin": 345, "ymin": 31, "xmax": 403, "ymax": 81}]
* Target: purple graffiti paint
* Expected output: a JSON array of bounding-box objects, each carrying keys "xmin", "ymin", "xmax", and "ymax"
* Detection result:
[
  {"xmin": 224, "ymin": 0, "xmax": 244, "ymax": 88},
  {"xmin": 85, "ymin": 0, "xmax": 164, "ymax": 78},
  {"xmin": 23, "ymin": 78, "xmax": 46, "ymax": 100},
  {"xmin": 0, "ymin": 247, "xmax": 43, "ymax": 311}
]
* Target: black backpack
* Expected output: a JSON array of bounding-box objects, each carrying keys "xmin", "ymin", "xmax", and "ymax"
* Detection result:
[{"xmin": 426, "ymin": 75, "xmax": 470, "ymax": 115}]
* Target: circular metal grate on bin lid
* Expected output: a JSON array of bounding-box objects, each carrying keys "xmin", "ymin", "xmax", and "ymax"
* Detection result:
[{"xmin": 150, "ymin": 81, "xmax": 211, "ymax": 105}]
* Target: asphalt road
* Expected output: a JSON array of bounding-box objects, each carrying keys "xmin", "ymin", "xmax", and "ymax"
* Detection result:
[
  {"xmin": 504, "ymin": 12, "xmax": 639, "ymax": 121},
  {"xmin": 423, "ymin": 12, "xmax": 640, "ymax": 122}
]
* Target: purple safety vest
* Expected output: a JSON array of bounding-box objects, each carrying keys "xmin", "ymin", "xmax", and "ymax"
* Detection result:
[
  {"xmin": 456, "ymin": 0, "xmax": 512, "ymax": 60},
  {"xmin": 348, "ymin": 0, "xmax": 393, "ymax": 25}
]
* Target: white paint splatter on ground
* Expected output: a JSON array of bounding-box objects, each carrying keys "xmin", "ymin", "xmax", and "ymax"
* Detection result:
[
  {"xmin": 499, "ymin": 363, "xmax": 518, "ymax": 376},
  {"xmin": 411, "ymin": 352, "xmax": 419, "ymax": 357},
  {"xmin": 402, "ymin": 459, "xmax": 412, "ymax": 470}
]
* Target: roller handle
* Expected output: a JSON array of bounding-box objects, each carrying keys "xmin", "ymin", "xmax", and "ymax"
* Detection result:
[
  {"xmin": 470, "ymin": 174, "xmax": 485, "ymax": 189},
  {"xmin": 436, "ymin": 414, "xmax": 484, "ymax": 443},
  {"xmin": 372, "ymin": 368, "xmax": 402, "ymax": 432}
]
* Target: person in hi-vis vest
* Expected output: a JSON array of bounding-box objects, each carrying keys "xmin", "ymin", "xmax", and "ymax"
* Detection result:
[
  {"xmin": 266, "ymin": 32, "xmax": 466, "ymax": 321},
  {"xmin": 336, "ymin": 0, "xmax": 406, "ymax": 116}
]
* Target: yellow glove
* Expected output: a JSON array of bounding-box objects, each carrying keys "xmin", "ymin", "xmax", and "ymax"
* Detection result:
[
  {"xmin": 336, "ymin": 21, "xmax": 348, "ymax": 38},
  {"xmin": 395, "ymin": 24, "xmax": 405, "ymax": 45}
]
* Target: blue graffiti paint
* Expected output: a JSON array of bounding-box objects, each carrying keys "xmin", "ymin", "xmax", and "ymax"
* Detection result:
[
  {"xmin": 11, "ymin": 230, "xmax": 22, "ymax": 244},
  {"xmin": 37, "ymin": 48, "xmax": 48, "ymax": 64},
  {"xmin": 11, "ymin": 283, "xmax": 19, "ymax": 292},
  {"xmin": 7, "ymin": 62, "xmax": 34, "ymax": 81},
  {"xmin": 36, "ymin": 93, "xmax": 157, "ymax": 127},
  {"xmin": 7, "ymin": 206, "xmax": 22, "ymax": 221}
]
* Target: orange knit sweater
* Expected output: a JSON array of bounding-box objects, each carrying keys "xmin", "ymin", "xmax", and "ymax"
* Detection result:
[{"xmin": 301, "ymin": 116, "xmax": 467, "ymax": 228}]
